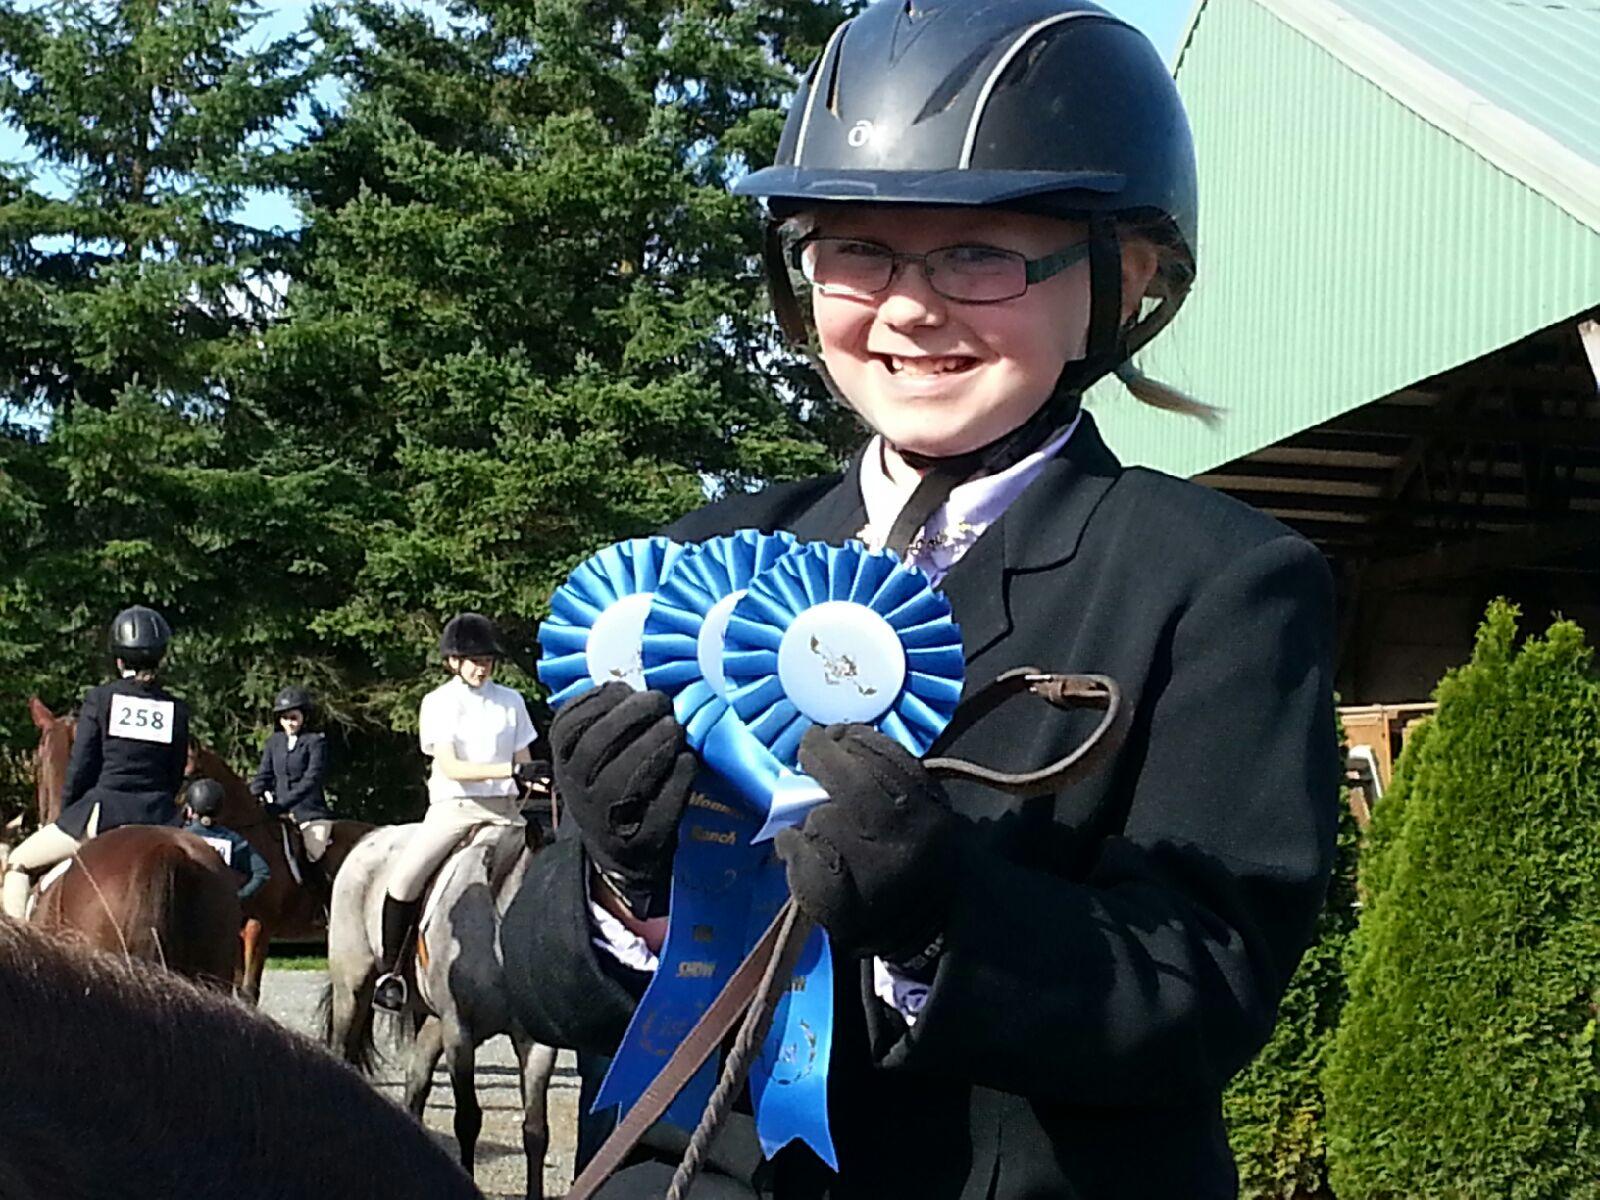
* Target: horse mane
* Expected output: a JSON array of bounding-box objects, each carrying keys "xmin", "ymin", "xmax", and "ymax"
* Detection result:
[
  {"xmin": 0, "ymin": 918, "xmax": 483, "ymax": 1199},
  {"xmin": 32, "ymin": 827, "xmax": 244, "ymax": 987},
  {"xmin": 29, "ymin": 700, "xmax": 74, "ymax": 829}
]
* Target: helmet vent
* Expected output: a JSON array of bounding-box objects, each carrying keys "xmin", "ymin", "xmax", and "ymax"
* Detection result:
[
  {"xmin": 913, "ymin": 41, "xmax": 1001, "ymax": 126},
  {"xmin": 824, "ymin": 34, "xmax": 846, "ymax": 115},
  {"xmin": 994, "ymin": 25, "xmax": 1073, "ymax": 94}
]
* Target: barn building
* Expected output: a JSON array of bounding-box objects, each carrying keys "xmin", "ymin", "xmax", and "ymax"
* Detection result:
[{"xmin": 1090, "ymin": 0, "xmax": 1600, "ymax": 703}]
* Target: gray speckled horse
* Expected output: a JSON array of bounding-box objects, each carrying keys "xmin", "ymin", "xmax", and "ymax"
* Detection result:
[{"xmin": 325, "ymin": 822, "xmax": 557, "ymax": 1200}]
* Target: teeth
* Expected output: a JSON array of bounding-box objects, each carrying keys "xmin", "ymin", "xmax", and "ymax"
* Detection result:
[{"xmin": 889, "ymin": 355, "xmax": 970, "ymax": 376}]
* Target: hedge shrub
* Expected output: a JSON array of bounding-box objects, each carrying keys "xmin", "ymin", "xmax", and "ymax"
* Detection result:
[
  {"xmin": 1324, "ymin": 601, "xmax": 1600, "ymax": 1199},
  {"xmin": 1225, "ymin": 790, "xmax": 1359, "ymax": 1199}
]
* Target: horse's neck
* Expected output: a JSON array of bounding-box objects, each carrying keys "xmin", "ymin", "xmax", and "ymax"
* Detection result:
[{"xmin": 197, "ymin": 755, "xmax": 256, "ymax": 829}]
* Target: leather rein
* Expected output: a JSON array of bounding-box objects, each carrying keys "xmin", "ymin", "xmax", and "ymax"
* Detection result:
[{"xmin": 567, "ymin": 669, "xmax": 1128, "ymax": 1200}]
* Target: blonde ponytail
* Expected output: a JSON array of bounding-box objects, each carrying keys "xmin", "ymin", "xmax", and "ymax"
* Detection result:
[{"xmin": 1114, "ymin": 360, "xmax": 1223, "ymax": 427}]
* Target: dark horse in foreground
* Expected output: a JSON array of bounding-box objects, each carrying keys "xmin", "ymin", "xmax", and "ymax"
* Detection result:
[
  {"xmin": 30, "ymin": 825, "xmax": 243, "ymax": 989},
  {"xmin": 0, "ymin": 917, "xmax": 482, "ymax": 1200}
]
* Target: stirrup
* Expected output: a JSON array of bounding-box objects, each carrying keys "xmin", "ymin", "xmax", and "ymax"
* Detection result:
[{"xmin": 372, "ymin": 972, "xmax": 408, "ymax": 1013}]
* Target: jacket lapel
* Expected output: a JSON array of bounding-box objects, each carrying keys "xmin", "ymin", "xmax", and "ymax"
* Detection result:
[
  {"xmin": 941, "ymin": 412, "xmax": 1124, "ymax": 668},
  {"xmin": 790, "ymin": 448, "xmax": 867, "ymax": 542}
]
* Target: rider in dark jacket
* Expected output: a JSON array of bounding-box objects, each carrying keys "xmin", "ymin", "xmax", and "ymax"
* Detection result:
[
  {"xmin": 502, "ymin": 4, "xmax": 1339, "ymax": 1198},
  {"xmin": 3, "ymin": 606, "xmax": 192, "ymax": 918},
  {"xmin": 249, "ymin": 686, "xmax": 331, "ymax": 823},
  {"xmin": 181, "ymin": 779, "xmax": 270, "ymax": 901}
]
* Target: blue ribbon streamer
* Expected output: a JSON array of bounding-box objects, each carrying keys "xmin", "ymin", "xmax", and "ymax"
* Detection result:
[{"xmin": 608, "ymin": 532, "xmax": 839, "ymax": 1163}]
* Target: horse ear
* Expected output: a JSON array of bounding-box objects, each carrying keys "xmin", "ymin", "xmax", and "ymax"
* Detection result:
[{"xmin": 29, "ymin": 696, "xmax": 55, "ymax": 730}]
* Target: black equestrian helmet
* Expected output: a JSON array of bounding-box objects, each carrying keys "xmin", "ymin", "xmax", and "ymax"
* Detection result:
[
  {"xmin": 734, "ymin": 0, "xmax": 1197, "ymax": 389},
  {"xmin": 737, "ymin": 0, "xmax": 1194, "ymax": 251},
  {"xmin": 186, "ymin": 778, "xmax": 226, "ymax": 819},
  {"xmin": 272, "ymin": 685, "xmax": 315, "ymax": 716},
  {"xmin": 439, "ymin": 612, "xmax": 507, "ymax": 660},
  {"xmin": 110, "ymin": 605, "xmax": 172, "ymax": 668}
]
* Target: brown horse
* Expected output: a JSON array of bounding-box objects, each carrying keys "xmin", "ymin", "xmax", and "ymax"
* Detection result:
[
  {"xmin": 30, "ymin": 825, "xmax": 243, "ymax": 989},
  {"xmin": 0, "ymin": 917, "xmax": 482, "ymax": 1200},
  {"xmin": 28, "ymin": 698, "xmax": 375, "ymax": 1002},
  {"xmin": 184, "ymin": 743, "xmax": 374, "ymax": 1002},
  {"xmin": 28, "ymin": 696, "xmax": 72, "ymax": 829}
]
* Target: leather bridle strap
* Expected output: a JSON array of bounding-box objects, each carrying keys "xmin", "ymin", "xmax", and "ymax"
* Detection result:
[
  {"xmin": 926, "ymin": 670, "xmax": 1127, "ymax": 798},
  {"xmin": 565, "ymin": 900, "xmax": 802, "ymax": 1200}
]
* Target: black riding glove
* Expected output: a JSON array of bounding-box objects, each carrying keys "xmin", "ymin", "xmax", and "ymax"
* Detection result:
[
  {"xmin": 513, "ymin": 760, "xmax": 552, "ymax": 791},
  {"xmin": 550, "ymin": 681, "xmax": 696, "ymax": 917},
  {"xmin": 775, "ymin": 724, "xmax": 966, "ymax": 963}
]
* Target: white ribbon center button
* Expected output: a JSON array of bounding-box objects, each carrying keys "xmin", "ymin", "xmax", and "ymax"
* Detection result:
[
  {"xmin": 586, "ymin": 591, "xmax": 654, "ymax": 691},
  {"xmin": 775, "ymin": 601, "xmax": 905, "ymax": 726}
]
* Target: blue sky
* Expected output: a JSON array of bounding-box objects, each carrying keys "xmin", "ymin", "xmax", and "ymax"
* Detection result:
[{"xmin": 1, "ymin": 0, "xmax": 1193, "ymax": 232}]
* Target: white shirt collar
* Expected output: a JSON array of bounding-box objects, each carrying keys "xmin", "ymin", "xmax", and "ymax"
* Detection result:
[{"xmin": 857, "ymin": 414, "xmax": 1079, "ymax": 582}]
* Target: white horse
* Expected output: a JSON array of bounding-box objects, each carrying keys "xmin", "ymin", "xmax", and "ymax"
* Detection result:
[{"xmin": 325, "ymin": 821, "xmax": 558, "ymax": 1200}]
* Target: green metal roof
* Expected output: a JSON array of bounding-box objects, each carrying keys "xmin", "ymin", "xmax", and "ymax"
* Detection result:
[
  {"xmin": 1334, "ymin": 0, "xmax": 1600, "ymax": 169},
  {"xmin": 1087, "ymin": 0, "xmax": 1600, "ymax": 477}
]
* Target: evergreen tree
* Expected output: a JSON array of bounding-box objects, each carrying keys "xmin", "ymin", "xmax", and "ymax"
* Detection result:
[
  {"xmin": 1324, "ymin": 602, "xmax": 1600, "ymax": 1199},
  {"xmin": 258, "ymin": 0, "xmax": 855, "ymax": 746},
  {"xmin": 0, "ymin": 0, "xmax": 356, "ymax": 812},
  {"xmin": 3, "ymin": 0, "xmax": 856, "ymax": 819},
  {"xmin": 1224, "ymin": 791, "xmax": 1359, "ymax": 1199}
]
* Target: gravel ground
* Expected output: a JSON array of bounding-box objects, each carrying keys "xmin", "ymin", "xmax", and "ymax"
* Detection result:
[{"xmin": 260, "ymin": 968, "xmax": 580, "ymax": 1200}]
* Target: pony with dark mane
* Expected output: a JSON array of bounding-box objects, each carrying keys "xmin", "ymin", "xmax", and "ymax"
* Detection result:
[
  {"xmin": 0, "ymin": 916, "xmax": 482, "ymax": 1199},
  {"xmin": 30, "ymin": 824, "xmax": 243, "ymax": 988},
  {"xmin": 185, "ymin": 742, "xmax": 376, "ymax": 1000}
]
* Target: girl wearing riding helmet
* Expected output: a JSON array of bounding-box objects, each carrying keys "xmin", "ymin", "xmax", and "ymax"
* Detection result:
[
  {"xmin": 507, "ymin": 3, "xmax": 1339, "ymax": 1196},
  {"xmin": 3, "ymin": 606, "xmax": 192, "ymax": 919},
  {"xmin": 372, "ymin": 612, "xmax": 543, "ymax": 1011},
  {"xmin": 181, "ymin": 778, "xmax": 270, "ymax": 902},
  {"xmin": 249, "ymin": 684, "xmax": 335, "ymax": 860}
]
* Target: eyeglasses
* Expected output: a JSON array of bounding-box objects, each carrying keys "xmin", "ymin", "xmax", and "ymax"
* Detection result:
[{"xmin": 792, "ymin": 236, "xmax": 1091, "ymax": 305}]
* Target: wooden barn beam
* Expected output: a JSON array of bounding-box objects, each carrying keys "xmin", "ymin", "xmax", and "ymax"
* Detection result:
[
  {"xmin": 1363, "ymin": 518, "xmax": 1600, "ymax": 591},
  {"xmin": 1327, "ymin": 408, "xmax": 1600, "ymax": 445}
]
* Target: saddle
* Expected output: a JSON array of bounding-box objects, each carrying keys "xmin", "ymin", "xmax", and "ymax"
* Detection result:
[{"xmin": 410, "ymin": 823, "xmax": 532, "ymax": 981}]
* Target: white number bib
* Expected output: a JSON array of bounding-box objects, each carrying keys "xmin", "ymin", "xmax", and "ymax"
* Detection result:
[
  {"xmin": 199, "ymin": 835, "xmax": 234, "ymax": 866},
  {"xmin": 109, "ymin": 693, "xmax": 176, "ymax": 744}
]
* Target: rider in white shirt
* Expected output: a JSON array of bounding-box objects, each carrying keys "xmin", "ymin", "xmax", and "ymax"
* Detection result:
[{"xmin": 372, "ymin": 612, "xmax": 544, "ymax": 1011}]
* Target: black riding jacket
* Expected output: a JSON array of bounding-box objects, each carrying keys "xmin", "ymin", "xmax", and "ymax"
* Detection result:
[
  {"xmin": 58, "ymin": 677, "xmax": 190, "ymax": 840},
  {"xmin": 248, "ymin": 730, "xmax": 331, "ymax": 822},
  {"xmin": 503, "ymin": 414, "xmax": 1341, "ymax": 1199}
]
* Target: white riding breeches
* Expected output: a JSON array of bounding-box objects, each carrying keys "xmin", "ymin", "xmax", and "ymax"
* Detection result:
[
  {"xmin": 1, "ymin": 821, "xmax": 87, "ymax": 919},
  {"xmin": 299, "ymin": 819, "xmax": 334, "ymax": 864},
  {"xmin": 385, "ymin": 797, "xmax": 522, "ymax": 902}
]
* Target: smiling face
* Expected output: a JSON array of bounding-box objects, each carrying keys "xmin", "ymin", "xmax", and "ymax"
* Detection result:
[
  {"xmin": 806, "ymin": 205, "xmax": 1094, "ymax": 461},
  {"xmin": 278, "ymin": 709, "xmax": 304, "ymax": 735}
]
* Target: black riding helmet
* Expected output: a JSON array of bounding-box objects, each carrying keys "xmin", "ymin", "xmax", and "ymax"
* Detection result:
[
  {"xmin": 110, "ymin": 605, "xmax": 172, "ymax": 668},
  {"xmin": 186, "ymin": 778, "xmax": 226, "ymax": 819},
  {"xmin": 439, "ymin": 612, "xmax": 507, "ymax": 660},
  {"xmin": 734, "ymin": 0, "xmax": 1197, "ymax": 549},
  {"xmin": 272, "ymin": 685, "xmax": 315, "ymax": 717}
]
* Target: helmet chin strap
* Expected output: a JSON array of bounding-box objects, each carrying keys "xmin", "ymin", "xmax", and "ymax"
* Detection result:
[{"xmin": 764, "ymin": 215, "xmax": 1126, "ymax": 558}]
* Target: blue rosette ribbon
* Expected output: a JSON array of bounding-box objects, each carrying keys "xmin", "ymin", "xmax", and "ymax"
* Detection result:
[
  {"xmin": 536, "ymin": 536, "xmax": 688, "ymax": 706},
  {"xmin": 602, "ymin": 535, "xmax": 961, "ymax": 1168},
  {"xmin": 724, "ymin": 539, "xmax": 965, "ymax": 838}
]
